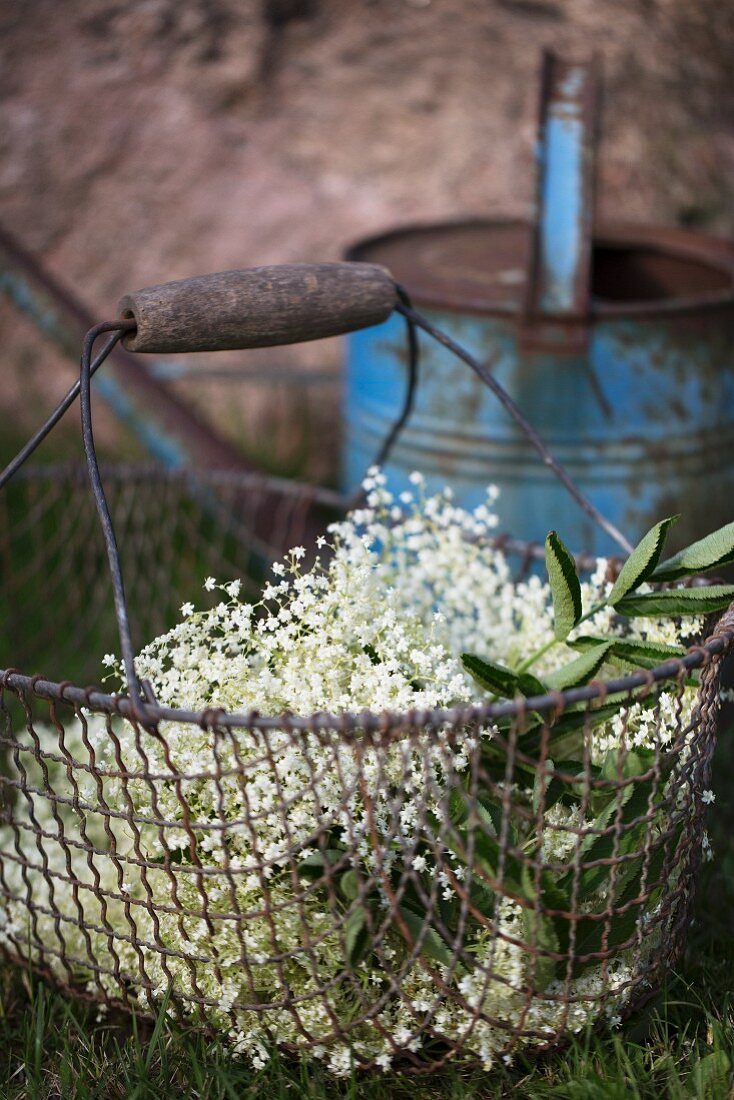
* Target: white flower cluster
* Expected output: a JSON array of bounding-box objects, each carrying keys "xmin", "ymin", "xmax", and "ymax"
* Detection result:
[{"xmin": 0, "ymin": 476, "xmax": 704, "ymax": 1075}]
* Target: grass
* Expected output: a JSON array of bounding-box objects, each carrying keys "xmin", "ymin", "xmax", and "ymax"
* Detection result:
[
  {"xmin": 0, "ymin": 921, "xmax": 731, "ymax": 1099},
  {"xmin": 0, "ymin": 762, "xmax": 732, "ymax": 1100}
]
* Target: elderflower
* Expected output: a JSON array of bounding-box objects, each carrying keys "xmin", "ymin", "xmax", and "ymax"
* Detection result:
[{"xmin": 0, "ymin": 475, "xmax": 705, "ymax": 1075}]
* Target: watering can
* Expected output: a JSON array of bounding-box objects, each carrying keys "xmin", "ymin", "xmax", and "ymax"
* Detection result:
[{"xmin": 342, "ymin": 52, "xmax": 734, "ymax": 556}]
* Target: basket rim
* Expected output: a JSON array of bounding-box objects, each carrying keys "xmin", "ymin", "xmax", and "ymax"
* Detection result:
[
  {"xmin": 2, "ymin": 622, "xmax": 732, "ymax": 732},
  {"xmin": 4, "ymin": 464, "xmax": 733, "ymax": 732}
]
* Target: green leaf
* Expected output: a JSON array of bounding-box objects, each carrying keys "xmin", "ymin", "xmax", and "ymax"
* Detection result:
[
  {"xmin": 608, "ymin": 516, "xmax": 678, "ymax": 604},
  {"xmin": 571, "ymin": 903, "xmax": 639, "ymax": 970},
  {"xmin": 616, "ymin": 584, "xmax": 734, "ymax": 618},
  {"xmin": 448, "ymin": 787, "xmax": 501, "ymax": 835},
  {"xmin": 344, "ymin": 906, "xmax": 370, "ymax": 967},
  {"xmin": 461, "ymin": 654, "xmax": 519, "ymax": 698},
  {"xmin": 569, "ymin": 635, "xmax": 686, "ymax": 670},
  {"xmin": 571, "ymin": 832, "xmax": 674, "ymax": 974},
  {"xmin": 516, "ymin": 673, "xmax": 549, "ymax": 697},
  {"xmin": 461, "ymin": 654, "xmax": 546, "ymax": 700},
  {"xmin": 562, "ymin": 754, "xmax": 672, "ymax": 903},
  {"xmin": 448, "ymin": 787, "xmax": 469, "ymax": 828},
  {"xmin": 477, "ymin": 792, "xmax": 504, "ymax": 836},
  {"xmin": 653, "ymin": 520, "xmax": 734, "ymax": 581},
  {"xmin": 519, "ymin": 863, "xmax": 570, "ymax": 979},
  {"xmin": 441, "ymin": 811, "xmax": 530, "ymax": 902},
  {"xmin": 297, "ymin": 849, "xmax": 344, "ymax": 878},
  {"xmin": 545, "ymin": 532, "xmax": 583, "ymax": 641},
  {"xmin": 397, "ymin": 906, "xmax": 455, "ymax": 969},
  {"xmin": 604, "ymin": 823, "xmax": 674, "ymax": 912},
  {"xmin": 340, "ymin": 869, "xmax": 360, "ymax": 901},
  {"xmin": 468, "ymin": 878, "xmax": 497, "ymax": 920},
  {"xmin": 533, "ymin": 759, "xmax": 597, "ymax": 812},
  {"xmin": 518, "ymin": 698, "xmax": 634, "ymax": 758},
  {"xmin": 600, "ymin": 747, "xmax": 650, "ymax": 782},
  {"xmin": 692, "ymin": 1051, "xmax": 731, "ymax": 1098},
  {"xmin": 521, "ymin": 906, "xmax": 560, "ymax": 992},
  {"xmin": 545, "ymin": 642, "xmax": 613, "ymax": 691}
]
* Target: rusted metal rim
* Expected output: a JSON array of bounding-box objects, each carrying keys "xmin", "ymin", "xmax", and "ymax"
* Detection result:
[
  {"xmin": 3, "ymin": 607, "xmax": 733, "ymax": 734},
  {"xmin": 347, "ymin": 218, "xmax": 734, "ymax": 320}
]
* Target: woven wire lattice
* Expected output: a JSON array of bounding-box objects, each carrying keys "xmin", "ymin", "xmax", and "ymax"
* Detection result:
[
  {"xmin": 0, "ymin": 466, "xmax": 733, "ymax": 1072},
  {"xmin": 0, "ymin": 465, "xmax": 340, "ymax": 683}
]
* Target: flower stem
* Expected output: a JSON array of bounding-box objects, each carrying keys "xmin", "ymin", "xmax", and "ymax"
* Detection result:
[{"xmin": 515, "ymin": 637, "xmax": 556, "ymax": 674}]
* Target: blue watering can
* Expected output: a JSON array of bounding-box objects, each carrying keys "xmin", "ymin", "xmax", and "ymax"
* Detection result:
[{"xmin": 342, "ymin": 52, "xmax": 734, "ymax": 555}]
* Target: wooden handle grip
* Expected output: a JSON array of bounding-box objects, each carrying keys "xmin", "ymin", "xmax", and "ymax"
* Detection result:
[{"xmin": 118, "ymin": 263, "xmax": 397, "ymax": 354}]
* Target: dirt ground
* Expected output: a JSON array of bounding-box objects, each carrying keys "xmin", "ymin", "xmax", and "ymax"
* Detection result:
[{"xmin": 0, "ymin": 0, "xmax": 732, "ymax": 464}]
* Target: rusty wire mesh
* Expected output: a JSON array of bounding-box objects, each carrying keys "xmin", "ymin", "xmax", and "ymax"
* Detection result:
[
  {"xmin": 0, "ymin": 465, "xmax": 733, "ymax": 1071},
  {"xmin": 0, "ymin": 465, "xmax": 341, "ymax": 684}
]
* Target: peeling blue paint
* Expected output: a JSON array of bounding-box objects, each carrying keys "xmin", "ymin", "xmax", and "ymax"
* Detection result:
[
  {"xmin": 538, "ymin": 113, "xmax": 584, "ymax": 313},
  {"xmin": 343, "ymin": 303, "xmax": 734, "ymax": 557}
]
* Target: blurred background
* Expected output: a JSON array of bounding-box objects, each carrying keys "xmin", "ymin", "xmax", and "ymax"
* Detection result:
[{"xmin": 1, "ymin": 0, "xmax": 732, "ymax": 482}]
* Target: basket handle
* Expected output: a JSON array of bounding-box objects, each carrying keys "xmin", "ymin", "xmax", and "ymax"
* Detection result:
[{"xmin": 118, "ymin": 263, "xmax": 397, "ymax": 354}]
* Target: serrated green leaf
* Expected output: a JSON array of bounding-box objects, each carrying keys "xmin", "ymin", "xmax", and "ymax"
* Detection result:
[
  {"xmin": 571, "ymin": 833, "xmax": 674, "ymax": 975},
  {"xmin": 540, "ymin": 871, "xmax": 571, "ymax": 915},
  {"xmin": 569, "ymin": 635, "xmax": 686, "ymax": 670},
  {"xmin": 518, "ymin": 698, "xmax": 633, "ymax": 757},
  {"xmin": 397, "ymin": 906, "xmax": 455, "ymax": 968},
  {"xmin": 600, "ymin": 747, "xmax": 650, "ymax": 782},
  {"xmin": 604, "ymin": 824, "xmax": 674, "ymax": 912},
  {"xmin": 441, "ymin": 812, "xmax": 530, "ymax": 902},
  {"xmin": 545, "ymin": 531, "xmax": 583, "ymax": 641},
  {"xmin": 477, "ymin": 792, "xmax": 504, "ymax": 836},
  {"xmin": 461, "ymin": 653, "xmax": 519, "ymax": 697},
  {"xmin": 461, "ymin": 653, "xmax": 546, "ymax": 700},
  {"xmin": 448, "ymin": 787, "xmax": 469, "ymax": 828},
  {"xmin": 616, "ymin": 584, "xmax": 734, "ymax": 618},
  {"xmin": 533, "ymin": 759, "xmax": 594, "ymax": 812},
  {"xmin": 545, "ymin": 642, "xmax": 613, "ymax": 691},
  {"xmin": 562, "ymin": 755, "xmax": 672, "ymax": 903},
  {"xmin": 569, "ymin": 636, "xmax": 699, "ymax": 690},
  {"xmin": 448, "ymin": 786, "xmax": 506, "ymax": 842},
  {"xmin": 344, "ymin": 906, "xmax": 370, "ymax": 966},
  {"xmin": 517, "ymin": 672, "xmax": 549, "ymax": 697},
  {"xmin": 608, "ymin": 516, "xmax": 678, "ymax": 604},
  {"xmin": 468, "ymin": 877, "xmax": 497, "ymax": 919},
  {"xmin": 519, "ymin": 864, "xmax": 561, "ymax": 990},
  {"xmin": 653, "ymin": 520, "xmax": 734, "ymax": 581}
]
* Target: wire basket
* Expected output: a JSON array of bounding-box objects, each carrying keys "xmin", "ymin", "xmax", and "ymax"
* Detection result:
[{"xmin": 0, "ymin": 263, "xmax": 732, "ymax": 1074}]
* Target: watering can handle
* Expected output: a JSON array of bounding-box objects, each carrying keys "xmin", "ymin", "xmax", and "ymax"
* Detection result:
[
  {"xmin": 522, "ymin": 51, "xmax": 599, "ymax": 351},
  {"xmin": 118, "ymin": 263, "xmax": 397, "ymax": 354}
]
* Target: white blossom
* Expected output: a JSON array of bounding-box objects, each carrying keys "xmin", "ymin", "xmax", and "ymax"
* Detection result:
[{"xmin": 0, "ymin": 476, "xmax": 702, "ymax": 1075}]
